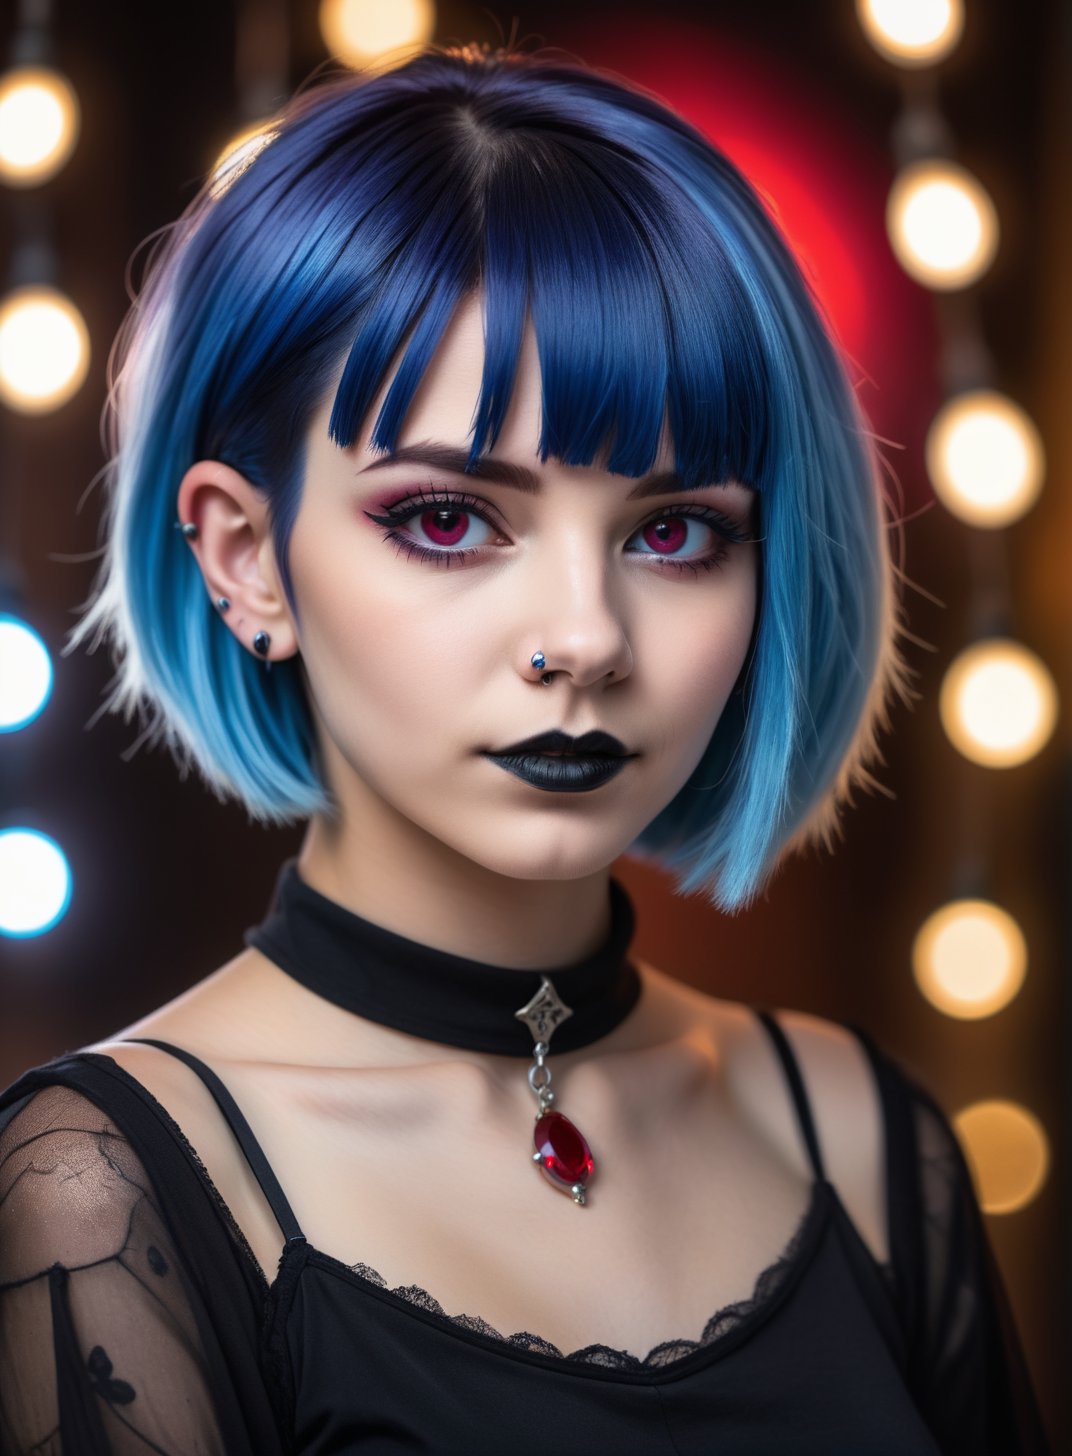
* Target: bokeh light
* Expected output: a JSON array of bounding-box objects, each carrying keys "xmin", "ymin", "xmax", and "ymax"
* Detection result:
[
  {"xmin": 926, "ymin": 390, "xmax": 1045, "ymax": 527},
  {"xmin": 856, "ymin": 0, "xmax": 964, "ymax": 67},
  {"xmin": 0, "ymin": 285, "xmax": 90, "ymax": 414},
  {"xmin": 940, "ymin": 639, "xmax": 1058, "ymax": 767},
  {"xmin": 953, "ymin": 1100, "xmax": 1050, "ymax": 1214},
  {"xmin": 887, "ymin": 159, "xmax": 998, "ymax": 289},
  {"xmin": 319, "ymin": 0, "xmax": 436, "ymax": 69},
  {"xmin": 912, "ymin": 899, "xmax": 1027, "ymax": 1019},
  {"xmin": 0, "ymin": 828, "xmax": 72, "ymax": 938},
  {"xmin": 0, "ymin": 65, "xmax": 80, "ymax": 186},
  {"xmin": 0, "ymin": 616, "xmax": 53, "ymax": 732}
]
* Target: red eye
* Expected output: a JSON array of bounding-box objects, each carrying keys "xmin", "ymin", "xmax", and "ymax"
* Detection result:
[
  {"xmin": 364, "ymin": 487, "xmax": 501, "ymax": 568},
  {"xmin": 632, "ymin": 512, "xmax": 716, "ymax": 556},
  {"xmin": 637, "ymin": 516, "xmax": 693, "ymax": 556},
  {"xmin": 384, "ymin": 500, "xmax": 498, "ymax": 550},
  {"xmin": 413, "ymin": 507, "xmax": 492, "ymax": 550}
]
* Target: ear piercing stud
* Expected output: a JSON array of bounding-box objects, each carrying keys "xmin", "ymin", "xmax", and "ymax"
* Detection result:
[
  {"xmin": 176, "ymin": 519, "xmax": 270, "ymax": 666},
  {"xmin": 217, "ymin": 600, "xmax": 266, "ymax": 664}
]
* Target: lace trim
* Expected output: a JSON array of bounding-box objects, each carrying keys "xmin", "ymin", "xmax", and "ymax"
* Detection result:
[{"xmin": 345, "ymin": 1193, "xmax": 822, "ymax": 1371}]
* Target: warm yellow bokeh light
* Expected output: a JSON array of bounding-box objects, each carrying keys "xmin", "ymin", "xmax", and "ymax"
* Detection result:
[
  {"xmin": 926, "ymin": 391, "xmax": 1045, "ymax": 527},
  {"xmin": 887, "ymin": 160, "xmax": 999, "ymax": 290},
  {"xmin": 209, "ymin": 122, "xmax": 279, "ymax": 198},
  {"xmin": 912, "ymin": 899, "xmax": 1027, "ymax": 1019},
  {"xmin": 953, "ymin": 1100, "xmax": 1049, "ymax": 1215},
  {"xmin": 0, "ymin": 66, "xmax": 80, "ymax": 186},
  {"xmin": 940, "ymin": 639, "xmax": 1058, "ymax": 767},
  {"xmin": 0, "ymin": 286, "xmax": 90, "ymax": 414},
  {"xmin": 856, "ymin": 0, "xmax": 964, "ymax": 66},
  {"xmin": 319, "ymin": 0, "xmax": 436, "ymax": 68}
]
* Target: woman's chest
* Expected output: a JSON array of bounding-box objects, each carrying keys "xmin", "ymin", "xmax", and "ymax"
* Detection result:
[{"xmin": 209, "ymin": 1049, "xmax": 819, "ymax": 1362}]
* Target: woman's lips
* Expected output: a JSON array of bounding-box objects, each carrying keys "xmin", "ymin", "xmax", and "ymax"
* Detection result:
[{"xmin": 481, "ymin": 750, "xmax": 632, "ymax": 793}]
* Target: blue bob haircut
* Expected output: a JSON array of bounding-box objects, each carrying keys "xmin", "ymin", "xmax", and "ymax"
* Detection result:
[{"xmin": 67, "ymin": 42, "xmax": 912, "ymax": 913}]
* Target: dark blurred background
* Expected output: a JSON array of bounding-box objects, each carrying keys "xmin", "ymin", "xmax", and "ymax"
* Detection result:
[{"xmin": 1, "ymin": 1, "xmax": 1067, "ymax": 1446}]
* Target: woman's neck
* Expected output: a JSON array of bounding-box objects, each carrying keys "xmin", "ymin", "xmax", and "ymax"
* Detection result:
[{"xmin": 296, "ymin": 811, "xmax": 617, "ymax": 973}]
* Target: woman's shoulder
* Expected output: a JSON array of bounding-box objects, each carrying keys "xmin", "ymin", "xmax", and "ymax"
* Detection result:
[
  {"xmin": 640, "ymin": 959, "xmax": 895, "ymax": 1142},
  {"xmin": 0, "ymin": 1000, "xmax": 245, "ymax": 1206},
  {"xmin": 0, "ymin": 1050, "xmax": 205, "ymax": 1301},
  {"xmin": 74, "ymin": 948, "xmax": 281, "ymax": 1120},
  {"xmin": 637, "ymin": 964, "xmax": 895, "ymax": 1267},
  {"xmin": 0, "ymin": 964, "xmax": 283, "ymax": 1276}
]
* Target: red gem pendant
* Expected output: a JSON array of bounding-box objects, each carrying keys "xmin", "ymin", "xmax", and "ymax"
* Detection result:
[{"xmin": 533, "ymin": 1109, "xmax": 595, "ymax": 1204}]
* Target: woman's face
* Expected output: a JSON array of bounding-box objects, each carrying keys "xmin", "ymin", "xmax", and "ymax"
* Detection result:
[{"xmin": 284, "ymin": 290, "xmax": 759, "ymax": 883}]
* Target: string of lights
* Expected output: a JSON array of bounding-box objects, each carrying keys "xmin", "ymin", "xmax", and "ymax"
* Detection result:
[
  {"xmin": 0, "ymin": 0, "xmax": 82, "ymax": 937},
  {"xmin": 858, "ymin": 0, "xmax": 1052, "ymax": 1217}
]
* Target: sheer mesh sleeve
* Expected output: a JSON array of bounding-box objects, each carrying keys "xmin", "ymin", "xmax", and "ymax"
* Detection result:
[
  {"xmin": 893, "ymin": 1067, "xmax": 1051, "ymax": 1455},
  {"xmin": 0, "ymin": 1063, "xmax": 285, "ymax": 1455},
  {"xmin": 0, "ymin": 1083, "xmax": 231, "ymax": 1453}
]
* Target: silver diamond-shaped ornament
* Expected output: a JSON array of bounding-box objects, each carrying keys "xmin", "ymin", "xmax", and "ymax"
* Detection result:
[{"xmin": 514, "ymin": 976, "xmax": 574, "ymax": 1046}]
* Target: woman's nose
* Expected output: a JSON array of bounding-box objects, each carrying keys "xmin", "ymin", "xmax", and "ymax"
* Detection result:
[{"xmin": 518, "ymin": 547, "xmax": 634, "ymax": 689}]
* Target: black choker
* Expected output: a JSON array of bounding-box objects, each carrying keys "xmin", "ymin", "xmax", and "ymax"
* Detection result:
[{"xmin": 242, "ymin": 858, "xmax": 643, "ymax": 1206}]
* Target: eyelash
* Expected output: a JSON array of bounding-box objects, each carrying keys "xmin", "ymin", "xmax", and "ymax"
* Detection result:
[{"xmin": 363, "ymin": 484, "xmax": 754, "ymax": 577}]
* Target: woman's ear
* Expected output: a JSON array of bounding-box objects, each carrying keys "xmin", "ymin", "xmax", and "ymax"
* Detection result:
[{"xmin": 175, "ymin": 460, "xmax": 299, "ymax": 663}]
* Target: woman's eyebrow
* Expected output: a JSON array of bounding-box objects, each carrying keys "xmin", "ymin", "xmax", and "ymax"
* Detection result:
[{"xmin": 357, "ymin": 442, "xmax": 755, "ymax": 499}]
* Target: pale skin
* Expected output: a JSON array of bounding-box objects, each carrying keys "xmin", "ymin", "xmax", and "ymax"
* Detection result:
[{"xmin": 87, "ymin": 291, "xmax": 889, "ymax": 1358}]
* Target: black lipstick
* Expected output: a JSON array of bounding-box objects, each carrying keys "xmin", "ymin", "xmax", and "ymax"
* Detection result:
[{"xmin": 482, "ymin": 727, "xmax": 637, "ymax": 793}]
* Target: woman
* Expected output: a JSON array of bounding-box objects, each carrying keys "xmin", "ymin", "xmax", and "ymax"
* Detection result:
[{"xmin": 0, "ymin": 42, "xmax": 1049, "ymax": 1454}]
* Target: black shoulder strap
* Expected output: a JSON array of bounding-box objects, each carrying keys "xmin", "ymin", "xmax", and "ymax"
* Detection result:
[
  {"xmin": 120, "ymin": 1037, "xmax": 305, "ymax": 1245},
  {"xmin": 752, "ymin": 1008, "xmax": 828, "ymax": 1183}
]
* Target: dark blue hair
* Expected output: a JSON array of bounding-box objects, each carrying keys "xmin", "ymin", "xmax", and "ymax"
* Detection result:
[{"xmin": 68, "ymin": 45, "xmax": 911, "ymax": 911}]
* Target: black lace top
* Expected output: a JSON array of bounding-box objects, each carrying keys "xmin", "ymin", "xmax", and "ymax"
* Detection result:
[{"xmin": 0, "ymin": 1011, "xmax": 1050, "ymax": 1454}]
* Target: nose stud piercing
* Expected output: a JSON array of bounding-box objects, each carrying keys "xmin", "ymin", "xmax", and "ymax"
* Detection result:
[{"xmin": 531, "ymin": 650, "xmax": 554, "ymax": 685}]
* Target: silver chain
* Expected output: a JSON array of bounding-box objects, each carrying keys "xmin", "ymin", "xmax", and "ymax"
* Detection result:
[{"xmin": 527, "ymin": 1039, "xmax": 557, "ymax": 1113}]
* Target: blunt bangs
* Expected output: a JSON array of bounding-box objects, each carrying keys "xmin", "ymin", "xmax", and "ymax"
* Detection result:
[
  {"xmin": 65, "ymin": 46, "xmax": 910, "ymax": 912},
  {"xmin": 330, "ymin": 124, "xmax": 771, "ymax": 496}
]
